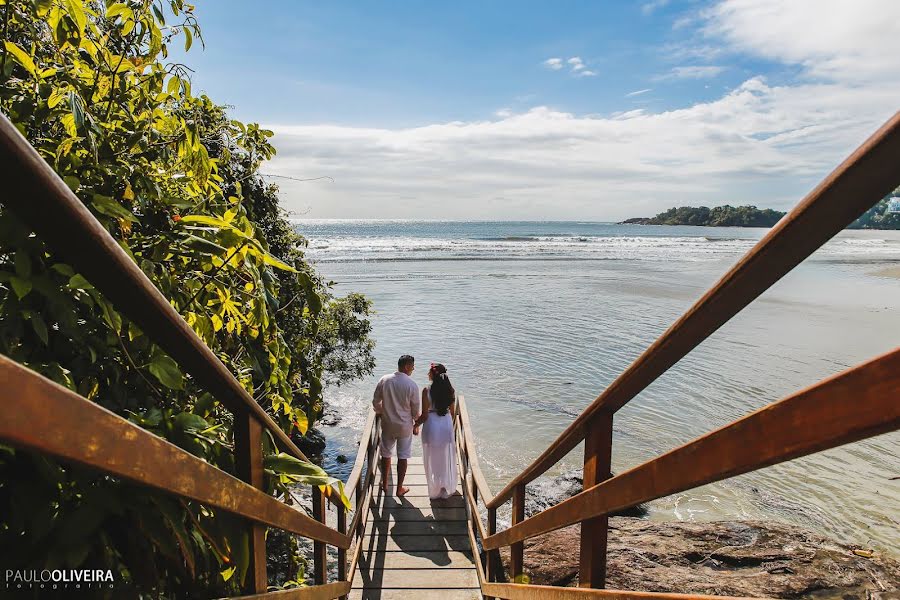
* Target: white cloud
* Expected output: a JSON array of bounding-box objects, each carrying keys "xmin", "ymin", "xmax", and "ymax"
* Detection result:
[
  {"xmin": 264, "ymin": 0, "xmax": 900, "ymax": 220},
  {"xmin": 642, "ymin": 0, "xmax": 670, "ymax": 15},
  {"xmin": 542, "ymin": 57, "xmax": 563, "ymax": 70},
  {"xmin": 626, "ymin": 88, "xmax": 653, "ymax": 97},
  {"xmin": 266, "ymin": 76, "xmax": 898, "ymax": 219},
  {"xmin": 658, "ymin": 65, "xmax": 726, "ymax": 80},
  {"xmin": 703, "ymin": 0, "xmax": 900, "ymax": 83},
  {"xmin": 545, "ymin": 56, "xmax": 597, "ymax": 78}
]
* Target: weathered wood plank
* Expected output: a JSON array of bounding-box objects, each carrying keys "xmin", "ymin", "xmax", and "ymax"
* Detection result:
[
  {"xmin": 370, "ymin": 506, "xmax": 468, "ymax": 521},
  {"xmin": 369, "ymin": 494, "xmax": 465, "ymax": 509},
  {"xmin": 357, "ymin": 551, "xmax": 475, "ymax": 569},
  {"xmin": 366, "ymin": 519, "xmax": 468, "ymax": 536},
  {"xmin": 349, "ymin": 590, "xmax": 481, "ymax": 600},
  {"xmin": 358, "ymin": 534, "xmax": 473, "ymax": 552},
  {"xmin": 353, "ymin": 568, "xmax": 480, "ymax": 589}
]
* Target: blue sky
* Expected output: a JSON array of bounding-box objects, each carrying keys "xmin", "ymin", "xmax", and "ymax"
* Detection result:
[{"xmin": 175, "ymin": 1, "xmax": 900, "ymax": 220}]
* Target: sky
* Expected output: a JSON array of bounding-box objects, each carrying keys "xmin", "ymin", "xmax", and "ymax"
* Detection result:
[{"xmin": 175, "ymin": 0, "xmax": 900, "ymax": 220}]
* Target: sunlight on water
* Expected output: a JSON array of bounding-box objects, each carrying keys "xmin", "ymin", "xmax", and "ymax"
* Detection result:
[{"xmin": 305, "ymin": 221, "xmax": 900, "ymax": 555}]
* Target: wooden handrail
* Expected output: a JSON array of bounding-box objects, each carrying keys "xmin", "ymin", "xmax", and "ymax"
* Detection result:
[
  {"xmin": 488, "ymin": 109, "xmax": 900, "ymax": 509},
  {"xmin": 230, "ymin": 581, "xmax": 351, "ymax": 599},
  {"xmin": 484, "ymin": 347, "xmax": 900, "ymax": 550},
  {"xmin": 345, "ymin": 408, "xmax": 377, "ymax": 496},
  {"xmin": 0, "ymin": 355, "xmax": 351, "ymax": 548},
  {"xmin": 457, "ymin": 394, "xmax": 495, "ymax": 504},
  {"xmin": 0, "ymin": 111, "xmax": 309, "ymax": 464},
  {"xmin": 479, "ymin": 584, "xmax": 758, "ymax": 599}
]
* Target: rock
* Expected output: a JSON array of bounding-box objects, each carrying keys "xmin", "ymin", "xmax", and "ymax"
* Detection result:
[
  {"xmin": 317, "ymin": 406, "xmax": 341, "ymax": 427},
  {"xmin": 527, "ymin": 470, "xmax": 648, "ymax": 518},
  {"xmin": 620, "ymin": 217, "xmax": 652, "ymax": 225},
  {"xmin": 291, "ymin": 427, "xmax": 326, "ymax": 459},
  {"xmin": 336, "ymin": 454, "xmax": 348, "ymax": 464},
  {"xmin": 499, "ymin": 518, "xmax": 900, "ymax": 598}
]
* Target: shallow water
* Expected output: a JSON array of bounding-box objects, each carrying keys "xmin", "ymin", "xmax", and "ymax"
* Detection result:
[{"xmin": 299, "ymin": 221, "xmax": 900, "ymax": 555}]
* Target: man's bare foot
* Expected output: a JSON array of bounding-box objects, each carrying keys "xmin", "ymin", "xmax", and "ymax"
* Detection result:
[{"xmin": 396, "ymin": 486, "xmax": 410, "ymax": 496}]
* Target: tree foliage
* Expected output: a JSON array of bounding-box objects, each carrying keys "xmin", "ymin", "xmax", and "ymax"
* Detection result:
[
  {"xmin": 0, "ymin": 0, "xmax": 373, "ymax": 596},
  {"xmin": 848, "ymin": 187, "xmax": 900, "ymax": 230},
  {"xmin": 631, "ymin": 205, "xmax": 786, "ymax": 227}
]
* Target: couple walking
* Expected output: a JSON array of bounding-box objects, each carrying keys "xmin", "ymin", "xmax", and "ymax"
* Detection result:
[{"xmin": 372, "ymin": 355, "xmax": 459, "ymax": 499}]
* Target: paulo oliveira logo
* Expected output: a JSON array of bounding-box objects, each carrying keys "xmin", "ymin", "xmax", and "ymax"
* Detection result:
[{"xmin": 5, "ymin": 568, "xmax": 116, "ymax": 593}]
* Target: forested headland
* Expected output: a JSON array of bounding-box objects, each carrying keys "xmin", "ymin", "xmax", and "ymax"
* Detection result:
[
  {"xmin": 622, "ymin": 205, "xmax": 785, "ymax": 227},
  {"xmin": 0, "ymin": 1, "xmax": 373, "ymax": 595},
  {"xmin": 624, "ymin": 192, "xmax": 900, "ymax": 229}
]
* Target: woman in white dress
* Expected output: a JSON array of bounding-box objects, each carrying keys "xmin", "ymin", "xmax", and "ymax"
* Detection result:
[{"xmin": 413, "ymin": 363, "xmax": 459, "ymax": 499}]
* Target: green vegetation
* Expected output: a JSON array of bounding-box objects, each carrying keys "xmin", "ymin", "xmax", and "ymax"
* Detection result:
[
  {"xmin": 625, "ymin": 191, "xmax": 900, "ymax": 229},
  {"xmin": 848, "ymin": 189, "xmax": 900, "ymax": 230},
  {"xmin": 0, "ymin": 0, "xmax": 373, "ymax": 596},
  {"xmin": 623, "ymin": 205, "xmax": 785, "ymax": 227}
]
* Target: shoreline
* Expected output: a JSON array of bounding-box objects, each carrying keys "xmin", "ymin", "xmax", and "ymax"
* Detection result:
[{"xmin": 872, "ymin": 265, "xmax": 900, "ymax": 278}]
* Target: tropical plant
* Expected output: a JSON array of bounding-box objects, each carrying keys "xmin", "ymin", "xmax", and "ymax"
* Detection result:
[{"xmin": 0, "ymin": 0, "xmax": 373, "ymax": 596}]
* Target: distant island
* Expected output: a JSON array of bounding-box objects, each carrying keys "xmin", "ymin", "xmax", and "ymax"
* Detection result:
[
  {"xmin": 623, "ymin": 196, "xmax": 900, "ymax": 229},
  {"xmin": 621, "ymin": 205, "xmax": 785, "ymax": 227}
]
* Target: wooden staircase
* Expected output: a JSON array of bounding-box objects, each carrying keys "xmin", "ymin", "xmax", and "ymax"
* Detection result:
[{"xmin": 351, "ymin": 457, "xmax": 481, "ymax": 599}]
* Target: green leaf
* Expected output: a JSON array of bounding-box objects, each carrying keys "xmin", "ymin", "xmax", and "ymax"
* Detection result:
[
  {"xmin": 183, "ymin": 27, "xmax": 193, "ymax": 51},
  {"xmin": 68, "ymin": 92, "xmax": 85, "ymax": 131},
  {"xmin": 64, "ymin": 0, "xmax": 87, "ymax": 36},
  {"xmin": 48, "ymin": 87, "xmax": 69, "ymax": 109},
  {"xmin": 67, "ymin": 274, "xmax": 94, "ymax": 290},
  {"xmin": 3, "ymin": 42, "xmax": 36, "ymax": 77},
  {"xmin": 31, "ymin": 314, "xmax": 49, "ymax": 345},
  {"xmin": 91, "ymin": 194, "xmax": 138, "ymax": 223},
  {"xmin": 173, "ymin": 412, "xmax": 210, "ymax": 432},
  {"xmin": 15, "ymin": 250, "xmax": 32, "ymax": 278},
  {"xmin": 149, "ymin": 355, "xmax": 184, "ymax": 390},
  {"xmin": 104, "ymin": 3, "xmax": 132, "ymax": 19},
  {"xmin": 10, "ymin": 276, "xmax": 32, "ymax": 299}
]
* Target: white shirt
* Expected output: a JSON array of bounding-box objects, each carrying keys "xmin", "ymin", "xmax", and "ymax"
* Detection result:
[{"xmin": 373, "ymin": 371, "xmax": 421, "ymax": 438}]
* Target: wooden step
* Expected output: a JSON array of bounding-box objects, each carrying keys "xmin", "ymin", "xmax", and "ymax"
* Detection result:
[
  {"xmin": 369, "ymin": 493, "xmax": 465, "ymax": 509},
  {"xmin": 366, "ymin": 518, "xmax": 468, "ymax": 536},
  {"xmin": 358, "ymin": 534, "xmax": 473, "ymax": 552},
  {"xmin": 370, "ymin": 505, "xmax": 467, "ymax": 521},
  {"xmin": 358, "ymin": 550, "xmax": 475, "ymax": 569},
  {"xmin": 349, "ymin": 589, "xmax": 481, "ymax": 600},
  {"xmin": 353, "ymin": 567, "xmax": 480, "ymax": 589}
]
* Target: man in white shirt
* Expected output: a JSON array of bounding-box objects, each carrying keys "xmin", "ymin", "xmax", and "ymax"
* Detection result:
[{"xmin": 372, "ymin": 355, "xmax": 421, "ymax": 496}]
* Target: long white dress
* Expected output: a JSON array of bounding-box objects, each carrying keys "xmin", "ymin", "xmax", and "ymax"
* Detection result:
[{"xmin": 421, "ymin": 388, "xmax": 459, "ymax": 499}]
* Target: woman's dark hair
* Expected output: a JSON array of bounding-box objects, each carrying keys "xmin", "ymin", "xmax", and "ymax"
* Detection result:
[{"xmin": 428, "ymin": 363, "xmax": 455, "ymax": 416}]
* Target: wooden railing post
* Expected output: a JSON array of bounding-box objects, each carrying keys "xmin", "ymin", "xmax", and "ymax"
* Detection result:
[
  {"xmin": 485, "ymin": 506, "xmax": 499, "ymax": 596},
  {"xmin": 312, "ymin": 487, "xmax": 327, "ymax": 584},
  {"xmin": 337, "ymin": 503, "xmax": 347, "ymax": 598},
  {"xmin": 510, "ymin": 485, "xmax": 526, "ymax": 581},
  {"xmin": 579, "ymin": 411, "xmax": 614, "ymax": 588},
  {"xmin": 234, "ymin": 413, "xmax": 267, "ymax": 594}
]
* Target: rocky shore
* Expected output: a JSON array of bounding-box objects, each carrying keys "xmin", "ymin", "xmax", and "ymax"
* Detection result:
[{"xmin": 498, "ymin": 472, "xmax": 899, "ymax": 599}]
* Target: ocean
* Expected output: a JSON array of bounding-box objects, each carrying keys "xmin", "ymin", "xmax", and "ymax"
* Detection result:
[{"xmin": 296, "ymin": 220, "xmax": 900, "ymax": 555}]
